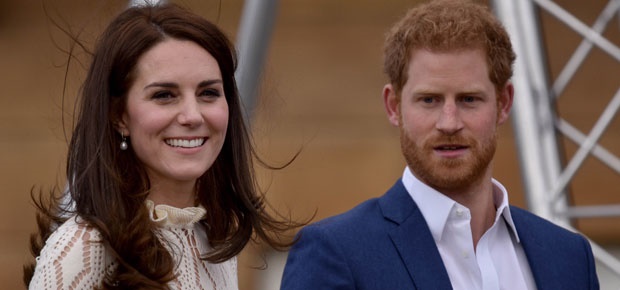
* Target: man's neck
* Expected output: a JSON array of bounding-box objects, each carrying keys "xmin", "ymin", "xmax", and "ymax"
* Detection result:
[{"xmin": 441, "ymin": 178, "xmax": 497, "ymax": 249}]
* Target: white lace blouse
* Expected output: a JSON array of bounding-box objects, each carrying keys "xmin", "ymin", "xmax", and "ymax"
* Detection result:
[{"xmin": 29, "ymin": 201, "xmax": 238, "ymax": 290}]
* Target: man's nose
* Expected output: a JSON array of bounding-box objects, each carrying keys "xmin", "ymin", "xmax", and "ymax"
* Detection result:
[{"xmin": 435, "ymin": 101, "xmax": 463, "ymax": 135}]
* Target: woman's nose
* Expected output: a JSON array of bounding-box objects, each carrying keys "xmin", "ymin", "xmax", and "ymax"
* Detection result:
[{"xmin": 177, "ymin": 97, "xmax": 204, "ymax": 127}]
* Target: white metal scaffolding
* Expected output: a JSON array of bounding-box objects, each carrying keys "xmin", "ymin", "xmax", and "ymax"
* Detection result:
[{"xmin": 492, "ymin": 0, "xmax": 620, "ymax": 278}]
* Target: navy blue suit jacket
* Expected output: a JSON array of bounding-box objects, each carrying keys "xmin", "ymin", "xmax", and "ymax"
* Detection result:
[{"xmin": 281, "ymin": 180, "xmax": 599, "ymax": 290}]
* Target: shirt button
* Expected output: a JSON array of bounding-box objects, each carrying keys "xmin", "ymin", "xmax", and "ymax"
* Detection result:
[
  {"xmin": 462, "ymin": 251, "xmax": 469, "ymax": 258},
  {"xmin": 456, "ymin": 208, "xmax": 464, "ymax": 217}
]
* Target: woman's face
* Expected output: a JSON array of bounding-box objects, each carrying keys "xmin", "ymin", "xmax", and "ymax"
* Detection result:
[{"xmin": 119, "ymin": 38, "xmax": 229, "ymax": 196}]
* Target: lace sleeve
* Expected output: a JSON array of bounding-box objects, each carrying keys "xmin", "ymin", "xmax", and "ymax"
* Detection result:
[{"xmin": 28, "ymin": 218, "xmax": 117, "ymax": 290}]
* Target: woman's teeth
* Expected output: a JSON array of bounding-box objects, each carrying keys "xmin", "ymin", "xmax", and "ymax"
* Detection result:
[{"xmin": 165, "ymin": 138, "xmax": 205, "ymax": 148}]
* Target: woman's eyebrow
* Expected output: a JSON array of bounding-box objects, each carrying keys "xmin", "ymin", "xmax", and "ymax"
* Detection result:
[{"xmin": 144, "ymin": 82, "xmax": 178, "ymax": 90}]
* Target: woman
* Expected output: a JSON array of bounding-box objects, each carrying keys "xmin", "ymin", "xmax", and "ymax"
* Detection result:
[{"xmin": 24, "ymin": 3, "xmax": 297, "ymax": 289}]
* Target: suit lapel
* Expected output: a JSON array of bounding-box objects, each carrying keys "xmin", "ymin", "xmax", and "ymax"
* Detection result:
[
  {"xmin": 511, "ymin": 207, "xmax": 559, "ymax": 290},
  {"xmin": 377, "ymin": 184, "xmax": 564, "ymax": 290},
  {"xmin": 380, "ymin": 180, "xmax": 453, "ymax": 290}
]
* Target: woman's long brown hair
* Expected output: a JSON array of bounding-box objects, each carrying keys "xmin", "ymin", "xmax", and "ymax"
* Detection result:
[{"xmin": 24, "ymin": 4, "xmax": 303, "ymax": 289}]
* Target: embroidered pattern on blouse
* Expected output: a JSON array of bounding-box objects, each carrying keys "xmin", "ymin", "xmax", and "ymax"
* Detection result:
[{"xmin": 29, "ymin": 202, "xmax": 238, "ymax": 290}]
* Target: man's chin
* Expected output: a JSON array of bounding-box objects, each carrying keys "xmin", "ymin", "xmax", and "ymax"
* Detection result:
[{"xmin": 423, "ymin": 174, "xmax": 472, "ymax": 192}]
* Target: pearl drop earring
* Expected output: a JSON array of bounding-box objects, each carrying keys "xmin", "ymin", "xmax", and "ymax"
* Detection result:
[{"xmin": 120, "ymin": 132, "xmax": 128, "ymax": 151}]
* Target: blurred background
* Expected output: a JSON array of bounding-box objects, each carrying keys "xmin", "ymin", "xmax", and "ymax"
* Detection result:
[{"xmin": 1, "ymin": 0, "xmax": 618, "ymax": 289}]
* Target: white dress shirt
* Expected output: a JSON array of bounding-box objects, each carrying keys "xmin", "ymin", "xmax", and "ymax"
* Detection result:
[{"xmin": 402, "ymin": 167, "xmax": 537, "ymax": 290}]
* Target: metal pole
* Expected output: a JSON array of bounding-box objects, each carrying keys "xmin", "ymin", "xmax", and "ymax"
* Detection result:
[
  {"xmin": 491, "ymin": 0, "xmax": 620, "ymax": 279},
  {"xmin": 128, "ymin": 0, "xmax": 166, "ymax": 7},
  {"xmin": 492, "ymin": 0, "xmax": 569, "ymax": 224},
  {"xmin": 235, "ymin": 0, "xmax": 279, "ymax": 123}
]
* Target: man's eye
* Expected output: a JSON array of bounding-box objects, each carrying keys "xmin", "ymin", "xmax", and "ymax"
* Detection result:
[
  {"xmin": 422, "ymin": 97, "xmax": 435, "ymax": 103},
  {"xmin": 463, "ymin": 96, "xmax": 476, "ymax": 102}
]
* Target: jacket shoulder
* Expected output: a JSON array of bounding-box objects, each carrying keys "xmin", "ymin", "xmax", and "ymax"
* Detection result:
[{"xmin": 510, "ymin": 206, "xmax": 583, "ymax": 239}]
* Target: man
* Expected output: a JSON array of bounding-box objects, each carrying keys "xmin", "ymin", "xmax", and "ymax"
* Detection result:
[{"xmin": 280, "ymin": 0, "xmax": 599, "ymax": 289}]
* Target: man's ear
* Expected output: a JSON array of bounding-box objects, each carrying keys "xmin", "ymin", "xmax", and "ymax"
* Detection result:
[
  {"xmin": 497, "ymin": 82, "xmax": 514, "ymax": 125},
  {"xmin": 383, "ymin": 84, "xmax": 401, "ymax": 127}
]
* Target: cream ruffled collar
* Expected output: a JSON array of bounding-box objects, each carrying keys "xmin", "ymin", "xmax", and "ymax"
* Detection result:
[{"xmin": 145, "ymin": 200, "xmax": 206, "ymax": 228}]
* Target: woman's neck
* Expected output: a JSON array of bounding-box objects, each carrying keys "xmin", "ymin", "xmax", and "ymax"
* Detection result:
[{"xmin": 147, "ymin": 180, "xmax": 197, "ymax": 208}]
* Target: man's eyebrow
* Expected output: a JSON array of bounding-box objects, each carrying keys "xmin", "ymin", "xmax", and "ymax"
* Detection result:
[{"xmin": 456, "ymin": 90, "xmax": 485, "ymax": 96}]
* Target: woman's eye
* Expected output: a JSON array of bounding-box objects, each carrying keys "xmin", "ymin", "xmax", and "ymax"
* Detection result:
[
  {"xmin": 199, "ymin": 88, "xmax": 222, "ymax": 98},
  {"xmin": 152, "ymin": 91, "xmax": 174, "ymax": 100}
]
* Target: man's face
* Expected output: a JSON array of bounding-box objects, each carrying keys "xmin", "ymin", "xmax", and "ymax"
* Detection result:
[{"xmin": 383, "ymin": 48, "xmax": 512, "ymax": 194}]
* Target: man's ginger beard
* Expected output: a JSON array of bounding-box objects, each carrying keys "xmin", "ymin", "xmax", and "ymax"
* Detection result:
[{"xmin": 399, "ymin": 117, "xmax": 498, "ymax": 193}]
